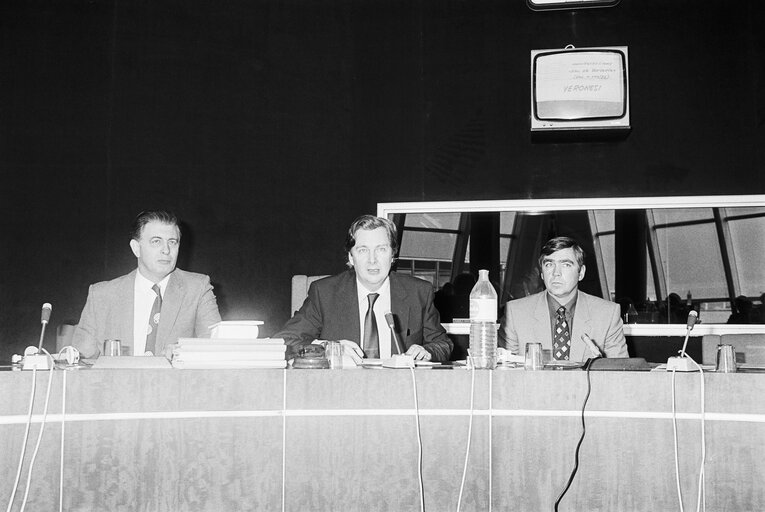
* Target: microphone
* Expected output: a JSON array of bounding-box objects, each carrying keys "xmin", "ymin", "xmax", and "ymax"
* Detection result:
[
  {"xmin": 667, "ymin": 310, "xmax": 698, "ymax": 372},
  {"xmin": 382, "ymin": 312, "xmax": 414, "ymax": 368},
  {"xmin": 678, "ymin": 310, "xmax": 698, "ymax": 358},
  {"xmin": 37, "ymin": 303, "xmax": 53, "ymax": 351},
  {"xmin": 41, "ymin": 303, "xmax": 52, "ymax": 325},
  {"xmin": 384, "ymin": 312, "xmax": 405, "ymax": 355},
  {"xmin": 685, "ymin": 309, "xmax": 698, "ymax": 331}
]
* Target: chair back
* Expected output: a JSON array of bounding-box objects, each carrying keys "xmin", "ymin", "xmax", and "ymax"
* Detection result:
[{"xmin": 291, "ymin": 275, "xmax": 329, "ymax": 317}]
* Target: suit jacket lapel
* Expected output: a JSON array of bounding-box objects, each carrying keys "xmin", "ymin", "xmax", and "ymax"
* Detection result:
[
  {"xmin": 156, "ymin": 271, "xmax": 183, "ymax": 346},
  {"xmin": 533, "ymin": 292, "xmax": 553, "ymax": 348},
  {"xmin": 389, "ymin": 274, "xmax": 409, "ymax": 354},
  {"xmin": 571, "ymin": 292, "xmax": 592, "ymax": 361}
]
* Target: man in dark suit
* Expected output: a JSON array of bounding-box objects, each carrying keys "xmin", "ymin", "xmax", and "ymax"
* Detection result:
[
  {"xmin": 275, "ymin": 215, "xmax": 453, "ymax": 362},
  {"xmin": 498, "ymin": 236, "xmax": 627, "ymax": 362},
  {"xmin": 72, "ymin": 210, "xmax": 221, "ymax": 359}
]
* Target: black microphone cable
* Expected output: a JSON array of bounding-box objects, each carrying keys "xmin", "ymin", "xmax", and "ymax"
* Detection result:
[{"xmin": 553, "ymin": 356, "xmax": 601, "ymax": 512}]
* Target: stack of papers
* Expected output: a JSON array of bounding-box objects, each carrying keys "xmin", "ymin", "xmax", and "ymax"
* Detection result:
[
  {"xmin": 209, "ymin": 320, "xmax": 264, "ymax": 339},
  {"xmin": 92, "ymin": 356, "xmax": 172, "ymax": 369},
  {"xmin": 171, "ymin": 338, "xmax": 287, "ymax": 369}
]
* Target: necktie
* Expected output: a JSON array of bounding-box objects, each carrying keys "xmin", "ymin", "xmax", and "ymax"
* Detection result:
[
  {"xmin": 553, "ymin": 306, "xmax": 571, "ymax": 361},
  {"xmin": 362, "ymin": 293, "xmax": 380, "ymax": 358},
  {"xmin": 145, "ymin": 284, "xmax": 162, "ymax": 355}
]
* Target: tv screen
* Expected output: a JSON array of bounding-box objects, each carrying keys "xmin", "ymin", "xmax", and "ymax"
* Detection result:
[{"xmin": 530, "ymin": 46, "xmax": 629, "ymax": 132}]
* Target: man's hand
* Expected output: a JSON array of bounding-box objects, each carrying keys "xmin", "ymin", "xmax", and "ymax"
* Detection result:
[
  {"xmin": 405, "ymin": 344, "xmax": 432, "ymax": 361},
  {"xmin": 312, "ymin": 339, "xmax": 364, "ymax": 365},
  {"xmin": 336, "ymin": 340, "xmax": 364, "ymax": 364}
]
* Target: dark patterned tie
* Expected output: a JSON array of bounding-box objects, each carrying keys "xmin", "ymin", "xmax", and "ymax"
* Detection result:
[
  {"xmin": 145, "ymin": 284, "xmax": 162, "ymax": 355},
  {"xmin": 553, "ymin": 306, "xmax": 571, "ymax": 360},
  {"xmin": 362, "ymin": 293, "xmax": 380, "ymax": 358}
]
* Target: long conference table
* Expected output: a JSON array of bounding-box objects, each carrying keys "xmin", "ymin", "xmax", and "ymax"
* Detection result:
[{"xmin": 1, "ymin": 366, "xmax": 764, "ymax": 511}]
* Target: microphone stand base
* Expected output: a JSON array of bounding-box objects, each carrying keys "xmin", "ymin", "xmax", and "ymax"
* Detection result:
[
  {"xmin": 22, "ymin": 354, "xmax": 53, "ymax": 370},
  {"xmin": 382, "ymin": 354, "xmax": 415, "ymax": 369},
  {"xmin": 666, "ymin": 356, "xmax": 696, "ymax": 372}
]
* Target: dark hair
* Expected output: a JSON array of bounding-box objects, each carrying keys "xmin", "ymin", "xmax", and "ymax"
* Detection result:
[
  {"xmin": 538, "ymin": 236, "xmax": 585, "ymax": 268},
  {"xmin": 344, "ymin": 215, "xmax": 398, "ymax": 256},
  {"xmin": 453, "ymin": 272, "xmax": 477, "ymax": 295},
  {"xmin": 130, "ymin": 210, "xmax": 180, "ymax": 241}
]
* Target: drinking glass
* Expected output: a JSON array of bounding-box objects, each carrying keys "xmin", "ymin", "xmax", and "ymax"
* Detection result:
[
  {"xmin": 325, "ymin": 341, "xmax": 344, "ymax": 369},
  {"xmin": 525, "ymin": 343, "xmax": 544, "ymax": 371},
  {"xmin": 104, "ymin": 339, "xmax": 122, "ymax": 357}
]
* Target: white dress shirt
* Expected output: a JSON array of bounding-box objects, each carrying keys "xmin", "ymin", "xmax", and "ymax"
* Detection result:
[
  {"xmin": 133, "ymin": 271, "xmax": 170, "ymax": 355},
  {"xmin": 356, "ymin": 277, "xmax": 393, "ymax": 358}
]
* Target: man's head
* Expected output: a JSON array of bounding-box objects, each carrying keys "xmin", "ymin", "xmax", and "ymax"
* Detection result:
[
  {"xmin": 129, "ymin": 210, "xmax": 181, "ymax": 283},
  {"xmin": 538, "ymin": 236, "xmax": 586, "ymax": 303},
  {"xmin": 345, "ymin": 215, "xmax": 398, "ymax": 292}
]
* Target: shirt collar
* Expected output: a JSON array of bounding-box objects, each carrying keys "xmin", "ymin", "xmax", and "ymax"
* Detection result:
[
  {"xmin": 135, "ymin": 269, "xmax": 171, "ymax": 296},
  {"xmin": 356, "ymin": 276, "xmax": 390, "ymax": 303},
  {"xmin": 546, "ymin": 290, "xmax": 578, "ymax": 317}
]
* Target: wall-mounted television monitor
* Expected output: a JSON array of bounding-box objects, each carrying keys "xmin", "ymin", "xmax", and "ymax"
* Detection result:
[{"xmin": 530, "ymin": 46, "xmax": 629, "ymax": 133}]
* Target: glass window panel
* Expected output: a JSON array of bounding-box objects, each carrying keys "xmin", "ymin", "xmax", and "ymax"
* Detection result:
[
  {"xmin": 655, "ymin": 223, "xmax": 727, "ymax": 299},
  {"xmin": 728, "ymin": 216, "xmax": 765, "ymax": 297},
  {"xmin": 645, "ymin": 247, "xmax": 656, "ymax": 301},
  {"xmin": 652, "ymin": 208, "xmax": 714, "ymax": 225},
  {"xmin": 399, "ymin": 231, "xmax": 456, "ymax": 261},
  {"xmin": 404, "ymin": 213, "xmax": 461, "ymax": 230},
  {"xmin": 601, "ymin": 243, "xmax": 656, "ymax": 301},
  {"xmin": 409, "ymin": 270, "xmax": 437, "ymax": 288},
  {"xmin": 596, "ymin": 232, "xmax": 615, "ymax": 298},
  {"xmin": 699, "ymin": 302, "xmax": 731, "ymax": 324},
  {"xmin": 500, "ymin": 238, "xmax": 511, "ymax": 266},
  {"xmin": 409, "ymin": 260, "xmax": 437, "ymax": 288},
  {"xmin": 394, "ymin": 261, "xmax": 451, "ymax": 289},
  {"xmin": 724, "ymin": 207, "xmax": 765, "ymax": 217},
  {"xmin": 499, "ymin": 212, "xmax": 517, "ymax": 233},
  {"xmin": 592, "ymin": 210, "xmax": 615, "ymax": 233}
]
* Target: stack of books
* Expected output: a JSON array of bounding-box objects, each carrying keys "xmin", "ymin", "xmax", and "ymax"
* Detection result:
[{"xmin": 171, "ymin": 338, "xmax": 287, "ymax": 369}]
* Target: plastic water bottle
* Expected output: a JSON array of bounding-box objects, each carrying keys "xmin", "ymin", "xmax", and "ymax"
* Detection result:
[{"xmin": 469, "ymin": 269, "xmax": 498, "ymax": 369}]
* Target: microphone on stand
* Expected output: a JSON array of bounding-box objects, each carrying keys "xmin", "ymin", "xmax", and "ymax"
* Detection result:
[
  {"xmin": 37, "ymin": 303, "xmax": 53, "ymax": 352},
  {"xmin": 383, "ymin": 312, "xmax": 414, "ymax": 368},
  {"xmin": 678, "ymin": 310, "xmax": 698, "ymax": 358},
  {"xmin": 17, "ymin": 303, "xmax": 55, "ymax": 370},
  {"xmin": 384, "ymin": 312, "xmax": 405, "ymax": 355},
  {"xmin": 666, "ymin": 310, "xmax": 698, "ymax": 372}
]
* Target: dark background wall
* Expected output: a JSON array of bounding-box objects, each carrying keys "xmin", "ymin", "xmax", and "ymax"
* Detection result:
[{"xmin": 1, "ymin": 0, "xmax": 763, "ymax": 356}]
